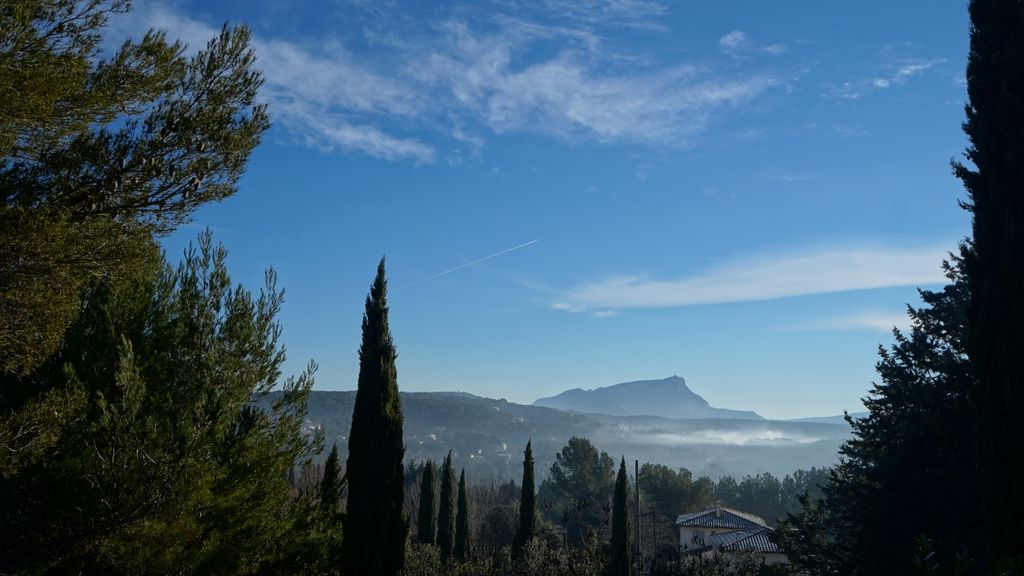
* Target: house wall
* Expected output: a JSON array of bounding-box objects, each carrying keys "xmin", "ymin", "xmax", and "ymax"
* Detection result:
[
  {"xmin": 678, "ymin": 526, "xmax": 737, "ymax": 553},
  {"xmin": 679, "ymin": 526, "xmax": 789, "ymax": 566}
]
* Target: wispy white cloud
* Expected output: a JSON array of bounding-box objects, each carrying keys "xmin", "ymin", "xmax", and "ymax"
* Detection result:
[
  {"xmin": 554, "ymin": 243, "xmax": 951, "ymax": 312},
  {"xmin": 418, "ymin": 22, "xmax": 777, "ymax": 145},
  {"xmin": 110, "ymin": 4, "xmax": 435, "ymax": 162},
  {"xmin": 112, "ymin": 2, "xmax": 779, "ymax": 161},
  {"xmin": 719, "ymin": 30, "xmax": 748, "ymax": 50},
  {"xmin": 538, "ymin": 0, "xmax": 670, "ymax": 30},
  {"xmin": 283, "ymin": 107, "xmax": 437, "ymax": 163},
  {"xmin": 775, "ymin": 173, "xmax": 821, "ymax": 183},
  {"xmin": 796, "ymin": 311, "xmax": 912, "ymax": 332},
  {"xmin": 719, "ymin": 30, "xmax": 785, "ymax": 56},
  {"xmin": 832, "ymin": 57, "xmax": 945, "ymax": 99}
]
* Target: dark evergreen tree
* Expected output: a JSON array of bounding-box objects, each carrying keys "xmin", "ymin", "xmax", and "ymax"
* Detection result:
[
  {"xmin": 340, "ymin": 259, "xmax": 408, "ymax": 576},
  {"xmin": 954, "ymin": 0, "xmax": 1024, "ymax": 559},
  {"xmin": 321, "ymin": 444, "xmax": 343, "ymax": 519},
  {"xmin": 777, "ymin": 259, "xmax": 981, "ymax": 574},
  {"xmin": 319, "ymin": 443, "xmax": 344, "ymax": 571},
  {"xmin": 609, "ymin": 457, "xmax": 632, "ymax": 576},
  {"xmin": 776, "ymin": 494, "xmax": 849, "ymax": 576},
  {"xmin": 0, "ymin": 1, "xmax": 268, "ymax": 383},
  {"xmin": 513, "ymin": 440, "xmax": 537, "ymax": 551},
  {"xmin": 437, "ymin": 451, "xmax": 456, "ymax": 561},
  {"xmin": 1, "ymin": 0, "xmax": 269, "ymax": 482},
  {"xmin": 0, "ymin": 233, "xmax": 322, "ymax": 573},
  {"xmin": 418, "ymin": 460, "xmax": 437, "ymax": 545},
  {"xmin": 455, "ymin": 469, "xmax": 470, "ymax": 561}
]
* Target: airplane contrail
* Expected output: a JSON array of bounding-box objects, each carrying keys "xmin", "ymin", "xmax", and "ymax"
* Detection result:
[
  {"xmin": 428, "ymin": 237, "xmax": 540, "ymax": 278},
  {"xmin": 397, "ymin": 239, "xmax": 539, "ymax": 290}
]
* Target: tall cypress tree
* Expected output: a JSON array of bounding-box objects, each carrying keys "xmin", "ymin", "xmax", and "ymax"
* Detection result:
[
  {"xmin": 320, "ymin": 444, "xmax": 343, "ymax": 519},
  {"xmin": 609, "ymin": 457, "xmax": 632, "ymax": 576},
  {"xmin": 340, "ymin": 259, "xmax": 407, "ymax": 576},
  {"xmin": 437, "ymin": 451, "xmax": 455, "ymax": 561},
  {"xmin": 455, "ymin": 469, "xmax": 470, "ymax": 561},
  {"xmin": 513, "ymin": 440, "xmax": 536, "ymax": 551},
  {"xmin": 320, "ymin": 443, "xmax": 345, "ymax": 572},
  {"xmin": 417, "ymin": 460, "xmax": 437, "ymax": 545},
  {"xmin": 954, "ymin": 0, "xmax": 1024, "ymax": 559}
]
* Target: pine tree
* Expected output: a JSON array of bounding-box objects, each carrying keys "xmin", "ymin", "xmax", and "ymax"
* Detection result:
[
  {"xmin": 455, "ymin": 469, "xmax": 470, "ymax": 561},
  {"xmin": 776, "ymin": 259, "xmax": 981, "ymax": 574},
  {"xmin": 609, "ymin": 457, "xmax": 632, "ymax": 576},
  {"xmin": 539, "ymin": 436, "xmax": 615, "ymax": 544},
  {"xmin": 0, "ymin": 233, "xmax": 323, "ymax": 573},
  {"xmin": 340, "ymin": 259, "xmax": 408, "ymax": 576},
  {"xmin": 418, "ymin": 460, "xmax": 437, "ymax": 545},
  {"xmin": 954, "ymin": 0, "xmax": 1024, "ymax": 559},
  {"xmin": 437, "ymin": 451, "xmax": 455, "ymax": 561},
  {"xmin": 513, "ymin": 440, "xmax": 536, "ymax": 551},
  {"xmin": 0, "ymin": 1, "xmax": 268, "ymax": 382}
]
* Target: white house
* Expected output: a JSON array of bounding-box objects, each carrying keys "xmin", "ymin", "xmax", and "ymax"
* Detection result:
[{"xmin": 676, "ymin": 505, "xmax": 788, "ymax": 566}]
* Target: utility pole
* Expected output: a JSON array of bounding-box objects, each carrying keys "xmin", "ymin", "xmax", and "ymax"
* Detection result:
[{"xmin": 634, "ymin": 459, "xmax": 641, "ymax": 576}]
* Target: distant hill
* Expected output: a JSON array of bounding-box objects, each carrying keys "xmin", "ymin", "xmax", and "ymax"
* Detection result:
[
  {"xmin": 283, "ymin": 389, "xmax": 849, "ymax": 482},
  {"xmin": 533, "ymin": 375, "xmax": 763, "ymax": 420},
  {"xmin": 786, "ymin": 412, "xmax": 869, "ymax": 426}
]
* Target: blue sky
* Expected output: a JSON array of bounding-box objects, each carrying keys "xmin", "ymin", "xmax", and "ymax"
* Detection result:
[{"xmin": 116, "ymin": 0, "xmax": 971, "ymax": 419}]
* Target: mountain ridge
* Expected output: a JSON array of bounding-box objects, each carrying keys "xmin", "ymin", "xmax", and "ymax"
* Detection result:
[
  {"xmin": 533, "ymin": 375, "xmax": 763, "ymax": 420},
  {"xmin": 289, "ymin": 389, "xmax": 849, "ymax": 481}
]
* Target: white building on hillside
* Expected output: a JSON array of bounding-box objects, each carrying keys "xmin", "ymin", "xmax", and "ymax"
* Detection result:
[{"xmin": 676, "ymin": 505, "xmax": 788, "ymax": 566}]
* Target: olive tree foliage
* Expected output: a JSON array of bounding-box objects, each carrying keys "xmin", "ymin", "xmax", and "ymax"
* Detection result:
[{"xmin": 0, "ymin": 0, "xmax": 268, "ymax": 382}]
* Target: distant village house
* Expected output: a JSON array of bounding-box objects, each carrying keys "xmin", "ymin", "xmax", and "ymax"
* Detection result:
[{"xmin": 676, "ymin": 504, "xmax": 788, "ymax": 566}]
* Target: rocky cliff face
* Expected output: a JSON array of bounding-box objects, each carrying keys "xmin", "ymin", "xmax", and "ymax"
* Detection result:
[{"xmin": 533, "ymin": 375, "xmax": 763, "ymax": 420}]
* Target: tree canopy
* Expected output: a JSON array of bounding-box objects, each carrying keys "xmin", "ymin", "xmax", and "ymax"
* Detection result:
[
  {"xmin": 0, "ymin": 233, "xmax": 321, "ymax": 573},
  {"xmin": 539, "ymin": 436, "xmax": 615, "ymax": 545},
  {"xmin": 778, "ymin": 259, "xmax": 981, "ymax": 574},
  {"xmin": 0, "ymin": 0, "xmax": 268, "ymax": 382}
]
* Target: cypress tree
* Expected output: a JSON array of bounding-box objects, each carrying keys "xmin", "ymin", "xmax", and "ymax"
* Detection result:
[
  {"xmin": 320, "ymin": 443, "xmax": 345, "ymax": 572},
  {"xmin": 417, "ymin": 460, "xmax": 437, "ymax": 545},
  {"xmin": 513, "ymin": 440, "xmax": 536, "ymax": 551},
  {"xmin": 455, "ymin": 469, "xmax": 470, "ymax": 561},
  {"xmin": 609, "ymin": 457, "xmax": 631, "ymax": 576},
  {"xmin": 340, "ymin": 259, "xmax": 407, "ymax": 576},
  {"xmin": 320, "ymin": 444, "xmax": 343, "ymax": 518},
  {"xmin": 954, "ymin": 0, "xmax": 1024, "ymax": 558},
  {"xmin": 437, "ymin": 451, "xmax": 455, "ymax": 561}
]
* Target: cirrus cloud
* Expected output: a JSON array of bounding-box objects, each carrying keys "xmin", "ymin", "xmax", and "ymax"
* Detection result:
[
  {"xmin": 554, "ymin": 243, "xmax": 952, "ymax": 313},
  {"xmin": 110, "ymin": 2, "xmax": 780, "ymax": 162}
]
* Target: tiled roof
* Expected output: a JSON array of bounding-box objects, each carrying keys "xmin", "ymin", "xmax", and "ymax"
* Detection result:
[
  {"xmin": 719, "ymin": 528, "xmax": 783, "ymax": 554},
  {"xmin": 709, "ymin": 530, "xmax": 754, "ymax": 549},
  {"xmin": 675, "ymin": 506, "xmax": 769, "ymax": 530}
]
